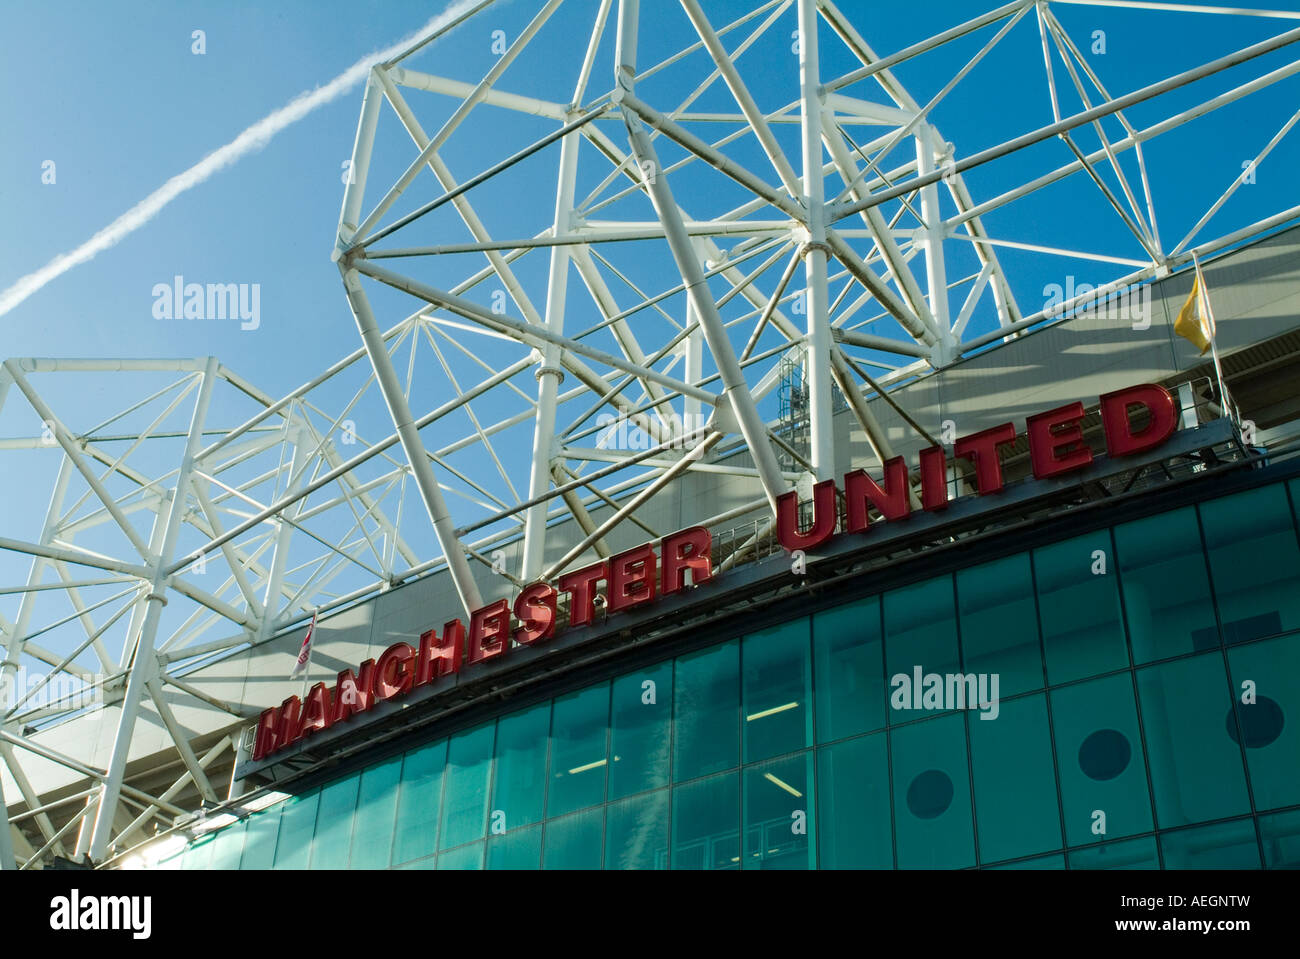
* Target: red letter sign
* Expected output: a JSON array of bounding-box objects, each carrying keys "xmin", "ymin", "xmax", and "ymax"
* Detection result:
[
  {"xmin": 1027, "ymin": 402, "xmax": 1093, "ymax": 479},
  {"xmin": 513, "ymin": 583, "xmax": 557, "ymax": 646},
  {"xmin": 1100, "ymin": 383, "xmax": 1177, "ymax": 457},
  {"xmin": 844, "ymin": 457, "xmax": 911, "ymax": 533},
  {"xmin": 953, "ymin": 423, "xmax": 1018, "ymax": 494},
  {"xmin": 661, "ymin": 527, "xmax": 712, "ymax": 594},
  {"xmin": 776, "ymin": 480, "xmax": 837, "ymax": 551}
]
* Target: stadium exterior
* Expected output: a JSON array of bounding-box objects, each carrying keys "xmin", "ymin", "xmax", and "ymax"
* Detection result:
[{"xmin": 3, "ymin": 1, "xmax": 1300, "ymax": 871}]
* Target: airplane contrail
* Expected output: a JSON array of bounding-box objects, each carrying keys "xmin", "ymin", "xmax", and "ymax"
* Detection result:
[{"xmin": 0, "ymin": 0, "xmax": 483, "ymax": 319}]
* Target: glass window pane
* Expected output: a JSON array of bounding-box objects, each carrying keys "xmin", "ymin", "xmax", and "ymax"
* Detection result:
[
  {"xmin": 609, "ymin": 662, "xmax": 672, "ymax": 800},
  {"xmin": 1114, "ymin": 507, "xmax": 1217, "ymax": 662},
  {"xmin": 884, "ymin": 575, "xmax": 960, "ymax": 722},
  {"xmin": 350, "ymin": 755, "xmax": 401, "ymax": 869},
  {"xmin": 743, "ymin": 619, "xmax": 812, "ymax": 764},
  {"xmin": 543, "ymin": 808, "xmax": 604, "ymax": 869},
  {"xmin": 392, "ymin": 739, "xmax": 446, "ymax": 866},
  {"xmin": 1034, "ymin": 530, "xmax": 1129, "ymax": 684},
  {"xmin": 182, "ymin": 836, "xmax": 215, "ymax": 870},
  {"xmin": 440, "ymin": 723, "xmax": 495, "ymax": 850},
  {"xmin": 1161, "ymin": 819, "xmax": 1260, "ymax": 869},
  {"xmin": 1136, "ymin": 652, "xmax": 1250, "ymax": 827},
  {"xmin": 547, "ymin": 683, "xmax": 609, "ymax": 818},
  {"xmin": 239, "ymin": 806, "xmax": 282, "ymax": 870},
  {"xmin": 311, "ymin": 773, "xmax": 360, "ymax": 869},
  {"xmin": 743, "ymin": 753, "xmax": 814, "ymax": 870},
  {"xmin": 491, "ymin": 702, "xmax": 551, "ymax": 832},
  {"xmin": 487, "ymin": 824, "xmax": 541, "ymax": 869},
  {"xmin": 987, "ymin": 853, "xmax": 1064, "ymax": 870},
  {"xmin": 816, "ymin": 734, "xmax": 892, "ymax": 868},
  {"xmin": 1200, "ymin": 485, "xmax": 1300, "ymax": 643},
  {"xmin": 272, "ymin": 790, "xmax": 318, "ymax": 869},
  {"xmin": 437, "ymin": 842, "xmax": 483, "ymax": 870},
  {"xmin": 605, "ymin": 790, "xmax": 669, "ymax": 870},
  {"xmin": 969, "ymin": 693, "xmax": 1062, "ymax": 864},
  {"xmin": 1049, "ymin": 673, "xmax": 1152, "ymax": 846},
  {"xmin": 1068, "ymin": 835, "xmax": 1159, "ymax": 869},
  {"xmin": 208, "ymin": 822, "xmax": 246, "ymax": 870},
  {"xmin": 1259, "ymin": 808, "xmax": 1300, "ymax": 869},
  {"xmin": 813, "ymin": 596, "xmax": 885, "ymax": 742},
  {"xmin": 890, "ymin": 712, "xmax": 974, "ymax": 868},
  {"xmin": 673, "ymin": 641, "xmax": 739, "ymax": 781},
  {"xmin": 1226, "ymin": 636, "xmax": 1300, "ymax": 812},
  {"xmin": 957, "ymin": 553, "xmax": 1043, "ymax": 696},
  {"xmin": 672, "ymin": 771, "xmax": 739, "ymax": 870}
]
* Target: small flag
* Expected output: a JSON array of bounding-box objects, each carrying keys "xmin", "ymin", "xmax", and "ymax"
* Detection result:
[
  {"xmin": 290, "ymin": 612, "xmax": 317, "ymax": 680},
  {"xmin": 1175, "ymin": 270, "xmax": 1214, "ymax": 355}
]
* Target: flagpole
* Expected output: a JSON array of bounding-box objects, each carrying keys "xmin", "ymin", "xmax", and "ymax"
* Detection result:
[
  {"xmin": 1191, "ymin": 252, "xmax": 1233, "ymax": 427},
  {"xmin": 292, "ymin": 608, "xmax": 319, "ymax": 699}
]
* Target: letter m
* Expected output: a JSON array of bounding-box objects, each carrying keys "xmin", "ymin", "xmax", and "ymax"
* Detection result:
[{"xmin": 206, "ymin": 283, "xmax": 239, "ymax": 320}]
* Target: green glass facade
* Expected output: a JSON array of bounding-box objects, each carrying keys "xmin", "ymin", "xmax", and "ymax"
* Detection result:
[{"xmin": 164, "ymin": 475, "xmax": 1300, "ymax": 869}]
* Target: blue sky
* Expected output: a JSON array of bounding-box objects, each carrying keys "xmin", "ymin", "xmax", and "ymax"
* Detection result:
[{"xmin": 1, "ymin": 0, "xmax": 1298, "ymax": 674}]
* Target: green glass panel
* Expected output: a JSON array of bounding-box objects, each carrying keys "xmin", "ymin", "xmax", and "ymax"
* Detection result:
[
  {"xmin": 673, "ymin": 641, "xmax": 739, "ymax": 781},
  {"xmin": 672, "ymin": 770, "xmax": 739, "ymax": 870},
  {"xmin": 816, "ymin": 733, "xmax": 892, "ymax": 868},
  {"xmin": 1136, "ymin": 652, "xmax": 1249, "ymax": 827},
  {"xmin": 743, "ymin": 753, "xmax": 814, "ymax": 870},
  {"xmin": 1050, "ymin": 672, "xmax": 1152, "ymax": 846},
  {"xmin": 1034, "ymin": 530, "xmax": 1129, "ymax": 684},
  {"xmin": 969, "ymin": 693, "xmax": 1061, "ymax": 864},
  {"xmin": 491, "ymin": 701, "xmax": 551, "ymax": 831},
  {"xmin": 884, "ymin": 575, "xmax": 959, "ymax": 723},
  {"xmin": 812, "ymin": 596, "xmax": 886, "ymax": 742},
  {"xmin": 437, "ymin": 842, "xmax": 483, "ymax": 870},
  {"xmin": 957, "ymin": 553, "xmax": 1044, "ymax": 696},
  {"xmin": 547, "ymin": 683, "xmax": 609, "ymax": 817},
  {"xmin": 1114, "ymin": 507, "xmax": 1217, "ymax": 662},
  {"xmin": 609, "ymin": 661, "xmax": 672, "ymax": 800},
  {"xmin": 396, "ymin": 856, "xmax": 436, "ymax": 870},
  {"xmin": 272, "ymin": 790, "xmax": 319, "ymax": 870},
  {"xmin": 392, "ymin": 739, "xmax": 446, "ymax": 865},
  {"xmin": 890, "ymin": 712, "xmax": 974, "ymax": 868},
  {"xmin": 182, "ymin": 836, "xmax": 215, "ymax": 870},
  {"xmin": 605, "ymin": 790, "xmax": 669, "ymax": 870},
  {"xmin": 239, "ymin": 806, "xmax": 282, "ymax": 870},
  {"xmin": 987, "ymin": 853, "xmax": 1064, "ymax": 870},
  {"xmin": 1068, "ymin": 835, "xmax": 1159, "ymax": 869},
  {"xmin": 207, "ymin": 820, "xmax": 246, "ymax": 870},
  {"xmin": 543, "ymin": 808, "xmax": 604, "ymax": 869},
  {"xmin": 311, "ymin": 773, "xmax": 360, "ymax": 869},
  {"xmin": 486, "ymin": 824, "xmax": 542, "ymax": 869},
  {"xmin": 350, "ymin": 755, "xmax": 401, "ymax": 869},
  {"xmin": 439, "ymin": 723, "xmax": 495, "ymax": 850},
  {"xmin": 742, "ymin": 619, "xmax": 812, "ymax": 764},
  {"xmin": 1259, "ymin": 808, "xmax": 1300, "ymax": 869},
  {"xmin": 1160, "ymin": 818, "xmax": 1261, "ymax": 869},
  {"xmin": 1226, "ymin": 636, "xmax": 1300, "ymax": 811},
  {"xmin": 1200, "ymin": 484, "xmax": 1300, "ymax": 643}
]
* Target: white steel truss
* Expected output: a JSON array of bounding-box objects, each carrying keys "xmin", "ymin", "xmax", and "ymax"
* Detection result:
[{"xmin": 4, "ymin": 0, "xmax": 1300, "ymax": 869}]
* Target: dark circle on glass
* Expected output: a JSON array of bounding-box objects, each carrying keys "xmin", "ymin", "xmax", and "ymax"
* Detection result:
[
  {"xmin": 1078, "ymin": 728, "xmax": 1131, "ymax": 781},
  {"xmin": 1227, "ymin": 696, "xmax": 1284, "ymax": 748},
  {"xmin": 906, "ymin": 769, "xmax": 954, "ymax": 819}
]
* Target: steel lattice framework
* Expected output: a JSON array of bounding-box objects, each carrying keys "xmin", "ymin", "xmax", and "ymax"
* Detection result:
[{"xmin": 4, "ymin": 0, "xmax": 1300, "ymax": 869}]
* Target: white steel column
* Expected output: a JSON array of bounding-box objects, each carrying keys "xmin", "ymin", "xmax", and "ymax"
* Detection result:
[
  {"xmin": 616, "ymin": 0, "xmax": 788, "ymax": 512},
  {"xmin": 521, "ymin": 126, "xmax": 581, "ymax": 582},
  {"xmin": 916, "ymin": 123, "xmax": 954, "ymax": 364},
  {"xmin": 683, "ymin": 301, "xmax": 703, "ymax": 437},
  {"xmin": 797, "ymin": 0, "xmax": 836, "ymax": 481},
  {"xmin": 341, "ymin": 269, "xmax": 484, "ymax": 617},
  {"xmin": 88, "ymin": 357, "xmax": 219, "ymax": 862}
]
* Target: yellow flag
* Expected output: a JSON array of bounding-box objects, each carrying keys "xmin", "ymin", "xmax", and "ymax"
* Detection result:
[{"xmin": 1175, "ymin": 272, "xmax": 1212, "ymax": 355}]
